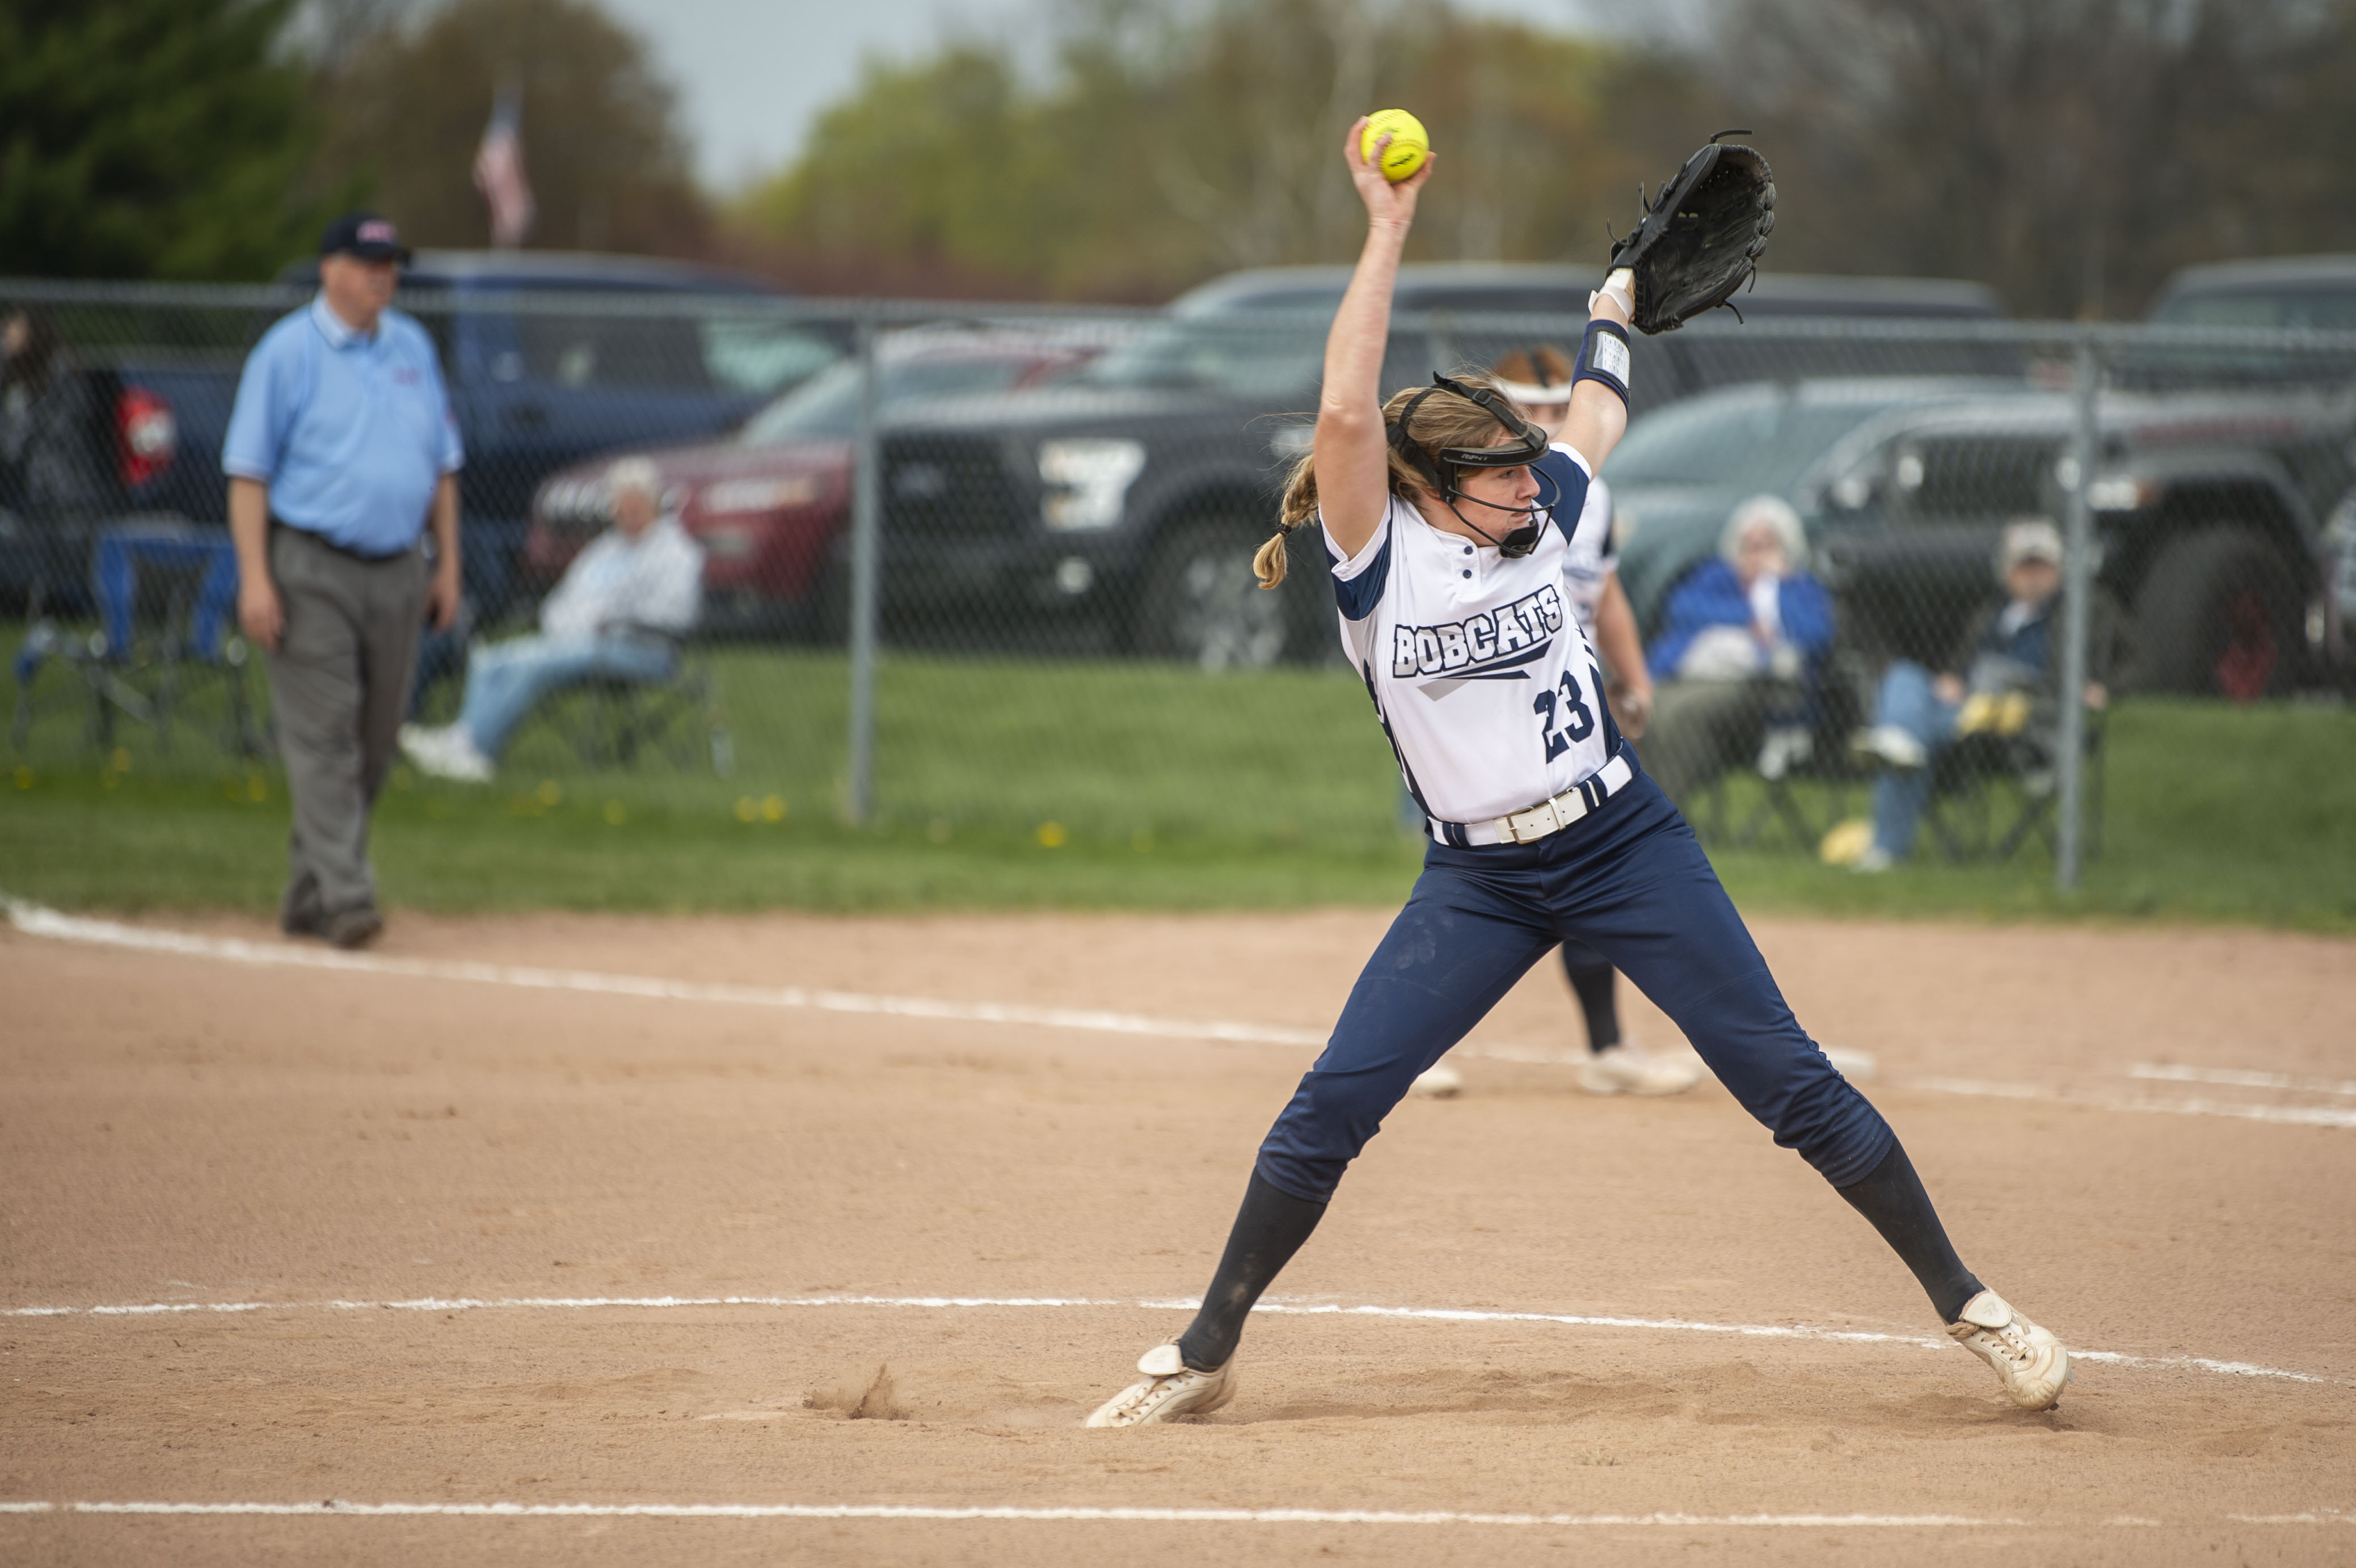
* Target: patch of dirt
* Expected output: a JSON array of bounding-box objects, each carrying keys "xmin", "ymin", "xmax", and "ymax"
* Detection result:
[
  {"xmin": 806, "ymin": 1364, "xmax": 907, "ymax": 1421},
  {"xmin": 2, "ymin": 905, "xmax": 2352, "ymax": 1566}
]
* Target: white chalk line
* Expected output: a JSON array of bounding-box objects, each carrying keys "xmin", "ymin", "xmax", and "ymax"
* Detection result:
[
  {"xmin": 14, "ymin": 897, "xmax": 2346, "ymax": 1133},
  {"xmin": 2129, "ymin": 1062, "xmax": 2356, "ymax": 1099},
  {"xmin": 1904, "ymin": 1076, "xmax": 2356, "ymax": 1130},
  {"xmin": 2, "ymin": 1500, "xmax": 2350, "ymax": 1528},
  {"xmin": 0, "ymin": 897, "xmax": 1333, "ymax": 1052},
  {"xmin": 0, "ymin": 1499, "xmax": 2030, "ymax": 1527},
  {"xmin": 0, "ymin": 1290, "xmax": 2328, "ymax": 1386}
]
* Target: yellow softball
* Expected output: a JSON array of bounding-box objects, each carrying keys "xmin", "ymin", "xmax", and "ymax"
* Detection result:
[{"xmin": 1360, "ymin": 109, "xmax": 1429, "ymax": 182}]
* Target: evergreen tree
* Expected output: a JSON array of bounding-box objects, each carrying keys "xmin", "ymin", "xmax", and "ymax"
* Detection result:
[{"xmin": 0, "ymin": 0, "xmax": 323, "ymax": 279}]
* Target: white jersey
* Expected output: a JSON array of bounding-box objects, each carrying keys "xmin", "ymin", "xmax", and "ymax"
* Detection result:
[
  {"xmin": 1560, "ymin": 475, "xmax": 1616, "ymax": 635},
  {"xmin": 1325, "ymin": 444, "xmax": 1621, "ymax": 841}
]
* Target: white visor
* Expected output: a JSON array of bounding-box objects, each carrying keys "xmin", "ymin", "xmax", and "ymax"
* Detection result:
[{"xmin": 1494, "ymin": 378, "xmax": 1571, "ymax": 408}]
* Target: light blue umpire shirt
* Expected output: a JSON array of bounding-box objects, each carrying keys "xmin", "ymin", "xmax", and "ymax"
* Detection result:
[{"xmin": 222, "ymin": 296, "xmax": 464, "ymax": 558}]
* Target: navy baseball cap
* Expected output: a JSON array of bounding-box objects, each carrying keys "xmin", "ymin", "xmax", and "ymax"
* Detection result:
[{"xmin": 319, "ymin": 212, "xmax": 412, "ymax": 264}]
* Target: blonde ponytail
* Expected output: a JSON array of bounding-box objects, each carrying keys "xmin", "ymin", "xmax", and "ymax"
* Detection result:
[
  {"xmin": 1253, "ymin": 528, "xmax": 1293, "ymax": 589},
  {"xmin": 1255, "ymin": 446, "xmax": 1325, "ymax": 589}
]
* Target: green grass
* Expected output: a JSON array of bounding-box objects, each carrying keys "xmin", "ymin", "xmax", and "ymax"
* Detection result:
[
  {"xmin": 3, "ymin": 630, "xmax": 2352, "ymax": 929},
  {"xmin": 1700, "ymin": 699, "xmax": 2356, "ymax": 931},
  {"xmin": 0, "ymin": 770, "xmax": 1432, "ymax": 913}
]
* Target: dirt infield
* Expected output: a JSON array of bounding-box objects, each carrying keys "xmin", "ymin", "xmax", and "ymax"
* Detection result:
[{"xmin": 3, "ymin": 904, "xmax": 2353, "ymax": 1566}]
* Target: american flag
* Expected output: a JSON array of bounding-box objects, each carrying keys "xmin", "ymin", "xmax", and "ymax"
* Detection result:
[{"xmin": 472, "ymin": 87, "xmax": 535, "ymax": 250}]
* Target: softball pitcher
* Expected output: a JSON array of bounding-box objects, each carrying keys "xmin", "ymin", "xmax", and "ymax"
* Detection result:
[{"xmin": 1086, "ymin": 119, "xmax": 2068, "ymax": 1426}]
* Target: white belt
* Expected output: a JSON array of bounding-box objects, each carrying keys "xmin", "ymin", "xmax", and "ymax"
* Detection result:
[{"xmin": 1438, "ymin": 752, "xmax": 1635, "ymax": 848}]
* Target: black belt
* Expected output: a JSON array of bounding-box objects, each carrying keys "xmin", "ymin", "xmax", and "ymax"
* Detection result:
[{"xmin": 271, "ymin": 518, "xmax": 419, "ymax": 565}]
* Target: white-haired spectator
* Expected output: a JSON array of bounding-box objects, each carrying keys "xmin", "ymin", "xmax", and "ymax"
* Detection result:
[
  {"xmin": 1636, "ymin": 494, "xmax": 1836, "ymax": 803},
  {"xmin": 399, "ymin": 457, "xmax": 702, "ymax": 782}
]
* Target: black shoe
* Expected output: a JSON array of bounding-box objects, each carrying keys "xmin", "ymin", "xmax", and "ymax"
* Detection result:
[
  {"xmin": 323, "ymin": 905, "xmax": 383, "ymax": 950},
  {"xmin": 281, "ymin": 872, "xmax": 324, "ymax": 938}
]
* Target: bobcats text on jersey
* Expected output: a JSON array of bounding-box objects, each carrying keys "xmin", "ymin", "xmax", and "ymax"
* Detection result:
[{"xmin": 1390, "ymin": 584, "xmax": 1567, "ymax": 681}]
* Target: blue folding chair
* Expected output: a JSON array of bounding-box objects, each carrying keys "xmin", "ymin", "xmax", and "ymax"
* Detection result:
[{"xmin": 11, "ymin": 519, "xmax": 262, "ymax": 758}]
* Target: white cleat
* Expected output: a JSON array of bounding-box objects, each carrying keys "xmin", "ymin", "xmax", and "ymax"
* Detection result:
[
  {"xmin": 1577, "ymin": 1042, "xmax": 1703, "ymax": 1097},
  {"xmin": 398, "ymin": 723, "xmax": 494, "ymax": 783},
  {"xmin": 1948, "ymin": 1289, "xmax": 2071, "ymax": 1410},
  {"xmin": 1084, "ymin": 1343, "xmax": 1236, "ymax": 1427},
  {"xmin": 1409, "ymin": 1063, "xmax": 1463, "ymax": 1098},
  {"xmin": 1852, "ymin": 723, "xmax": 1929, "ymax": 770}
]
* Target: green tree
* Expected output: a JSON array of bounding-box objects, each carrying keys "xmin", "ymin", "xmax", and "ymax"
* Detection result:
[
  {"xmin": 732, "ymin": 47, "xmax": 1044, "ymax": 297},
  {"xmin": 0, "ymin": 0, "xmax": 324, "ymax": 279},
  {"xmin": 313, "ymin": 0, "xmax": 708, "ymax": 256},
  {"xmin": 1712, "ymin": 0, "xmax": 2356, "ymax": 315},
  {"xmin": 729, "ymin": 0, "xmax": 1706, "ymax": 302}
]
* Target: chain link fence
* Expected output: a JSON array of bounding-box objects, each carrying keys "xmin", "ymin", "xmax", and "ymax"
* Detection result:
[{"xmin": 5, "ymin": 276, "xmax": 2353, "ymax": 878}]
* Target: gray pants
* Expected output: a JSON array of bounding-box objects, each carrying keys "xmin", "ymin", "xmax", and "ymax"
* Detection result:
[
  {"xmin": 263, "ymin": 528, "xmax": 427, "ymax": 922},
  {"xmin": 1638, "ymin": 677, "xmax": 1801, "ymax": 804}
]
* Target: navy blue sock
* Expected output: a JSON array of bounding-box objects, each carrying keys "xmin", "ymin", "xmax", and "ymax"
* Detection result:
[
  {"xmin": 1835, "ymin": 1140, "xmax": 1983, "ymax": 1323},
  {"xmin": 1563, "ymin": 951, "xmax": 1621, "ymax": 1051},
  {"xmin": 1176, "ymin": 1170, "xmax": 1326, "ymax": 1372}
]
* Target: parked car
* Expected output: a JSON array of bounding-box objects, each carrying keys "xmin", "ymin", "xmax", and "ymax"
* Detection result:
[
  {"xmin": 20, "ymin": 251, "xmax": 845, "ymax": 621},
  {"xmin": 1171, "ymin": 263, "xmax": 2004, "ymax": 323},
  {"xmin": 1607, "ymin": 377, "xmax": 2353, "ymax": 698},
  {"xmin": 853, "ymin": 266, "xmax": 2019, "ymax": 669},
  {"xmin": 2119, "ymin": 254, "xmax": 2356, "ymax": 397},
  {"xmin": 522, "ymin": 325, "xmax": 1111, "ymax": 634},
  {"xmin": 2148, "ymin": 254, "xmax": 2356, "ymax": 328}
]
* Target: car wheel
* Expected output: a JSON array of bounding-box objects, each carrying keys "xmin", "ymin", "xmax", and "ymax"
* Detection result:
[
  {"xmin": 2131, "ymin": 527, "xmax": 2303, "ymax": 700},
  {"xmin": 1136, "ymin": 521, "xmax": 1289, "ymax": 671}
]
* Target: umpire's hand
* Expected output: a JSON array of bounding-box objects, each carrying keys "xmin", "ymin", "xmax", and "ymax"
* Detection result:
[
  {"xmin": 425, "ymin": 557, "xmax": 462, "ymax": 631},
  {"xmin": 239, "ymin": 572, "xmax": 285, "ymax": 652}
]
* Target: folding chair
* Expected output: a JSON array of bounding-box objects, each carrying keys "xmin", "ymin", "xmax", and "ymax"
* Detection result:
[
  {"xmin": 1924, "ymin": 707, "xmax": 2106, "ymax": 863},
  {"xmin": 10, "ymin": 520, "xmax": 263, "ymax": 760},
  {"xmin": 536, "ymin": 634, "xmax": 734, "ymax": 776},
  {"xmin": 1679, "ymin": 658, "xmax": 1870, "ymax": 853}
]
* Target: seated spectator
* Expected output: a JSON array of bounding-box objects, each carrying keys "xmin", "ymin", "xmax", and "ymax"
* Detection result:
[
  {"xmin": 399, "ymin": 457, "xmax": 701, "ymax": 782},
  {"xmin": 1850, "ymin": 518, "xmax": 2130, "ymax": 870},
  {"xmin": 1638, "ymin": 495, "xmax": 1834, "ymax": 803}
]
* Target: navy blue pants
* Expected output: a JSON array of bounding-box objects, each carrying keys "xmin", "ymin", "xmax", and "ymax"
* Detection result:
[{"xmin": 1257, "ymin": 764, "xmax": 1894, "ymax": 1202}]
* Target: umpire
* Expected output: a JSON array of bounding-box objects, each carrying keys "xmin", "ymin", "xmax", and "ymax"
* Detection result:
[{"xmin": 224, "ymin": 213, "xmax": 462, "ymax": 949}]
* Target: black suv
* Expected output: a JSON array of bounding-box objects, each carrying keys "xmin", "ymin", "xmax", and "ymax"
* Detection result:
[
  {"xmin": 1607, "ymin": 377, "xmax": 2351, "ymax": 697},
  {"xmin": 870, "ymin": 265, "xmax": 2011, "ymax": 668}
]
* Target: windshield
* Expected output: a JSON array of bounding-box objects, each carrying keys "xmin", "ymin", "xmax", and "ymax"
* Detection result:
[
  {"xmin": 1187, "ymin": 287, "xmax": 1345, "ymax": 316},
  {"xmin": 740, "ymin": 353, "xmax": 1052, "ymax": 443},
  {"xmin": 1607, "ymin": 391, "xmax": 1893, "ymax": 489},
  {"xmin": 2152, "ymin": 289, "xmax": 2356, "ymax": 330},
  {"xmin": 1076, "ymin": 319, "xmax": 1323, "ymax": 398}
]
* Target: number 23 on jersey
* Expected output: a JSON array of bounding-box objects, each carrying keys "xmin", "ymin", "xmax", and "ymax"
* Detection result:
[{"xmin": 1533, "ymin": 667, "xmax": 1600, "ymax": 761}]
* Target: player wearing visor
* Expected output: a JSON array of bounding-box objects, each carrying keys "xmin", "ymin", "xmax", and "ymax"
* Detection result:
[
  {"xmin": 1408, "ymin": 344, "xmax": 1696, "ymax": 1101},
  {"xmin": 1085, "ymin": 117, "xmax": 2070, "ymax": 1427}
]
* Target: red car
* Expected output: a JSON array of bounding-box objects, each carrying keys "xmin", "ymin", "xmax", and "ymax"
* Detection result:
[{"xmin": 523, "ymin": 327, "xmax": 1103, "ymax": 632}]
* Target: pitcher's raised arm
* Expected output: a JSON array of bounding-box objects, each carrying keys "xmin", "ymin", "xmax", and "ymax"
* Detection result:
[{"xmin": 1310, "ymin": 118, "xmax": 1434, "ymax": 560}]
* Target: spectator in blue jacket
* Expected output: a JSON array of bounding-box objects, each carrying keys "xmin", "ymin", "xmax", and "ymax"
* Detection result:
[
  {"xmin": 1638, "ymin": 495, "xmax": 1835, "ymax": 803},
  {"xmin": 1849, "ymin": 519, "xmax": 2130, "ymax": 870}
]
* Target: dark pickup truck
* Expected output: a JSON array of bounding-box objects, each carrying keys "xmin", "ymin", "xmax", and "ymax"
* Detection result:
[
  {"xmin": 1606, "ymin": 377, "xmax": 2353, "ymax": 698},
  {"xmin": 6, "ymin": 252, "xmax": 843, "ymax": 618},
  {"xmin": 857, "ymin": 265, "xmax": 2013, "ymax": 668}
]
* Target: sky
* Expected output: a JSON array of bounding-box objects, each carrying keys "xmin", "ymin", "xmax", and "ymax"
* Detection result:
[{"xmin": 593, "ymin": 0, "xmax": 1610, "ymax": 191}]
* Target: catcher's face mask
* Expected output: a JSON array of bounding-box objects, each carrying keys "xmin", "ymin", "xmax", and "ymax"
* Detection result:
[{"xmin": 1387, "ymin": 374, "xmax": 1555, "ymax": 557}]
